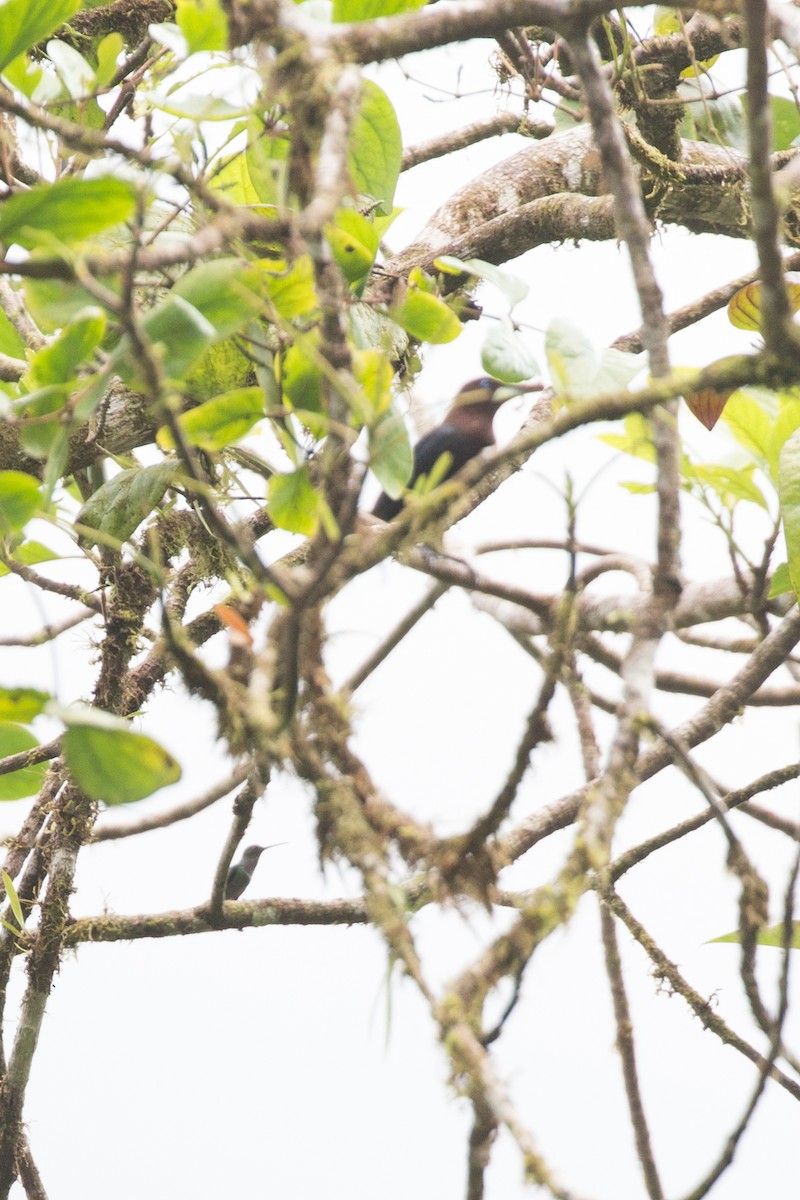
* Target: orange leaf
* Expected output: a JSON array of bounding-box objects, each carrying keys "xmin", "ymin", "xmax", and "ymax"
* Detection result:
[
  {"xmin": 684, "ymin": 388, "xmax": 734, "ymax": 430},
  {"xmin": 214, "ymin": 603, "xmax": 254, "ymax": 648}
]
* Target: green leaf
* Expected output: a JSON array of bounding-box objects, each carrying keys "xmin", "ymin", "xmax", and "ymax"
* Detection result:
[
  {"xmin": 76, "ymin": 462, "xmax": 177, "ymax": 546},
  {"xmin": 351, "ymin": 349, "xmax": 393, "ymax": 422},
  {"xmin": 721, "ymin": 389, "xmax": 774, "ymax": 469},
  {"xmin": 245, "ymin": 117, "xmax": 289, "ymax": 208},
  {"xmin": 390, "ymin": 288, "xmax": 462, "ymax": 344},
  {"xmin": 262, "ymin": 256, "xmax": 318, "ymax": 320},
  {"xmin": 0, "ymin": 540, "xmax": 59, "ymax": 577},
  {"xmin": 176, "ymin": 0, "xmax": 229, "ymax": 53},
  {"xmin": 770, "ymin": 96, "xmax": 800, "ymax": 152},
  {"xmin": 0, "ymin": 0, "xmax": 81, "ymax": 74},
  {"xmin": 173, "ymin": 257, "xmax": 273, "ymax": 334},
  {"xmin": 161, "ymin": 387, "xmax": 265, "ymax": 451},
  {"xmin": 0, "ymin": 687, "xmax": 50, "ymax": 721},
  {"xmin": 0, "ymin": 723, "xmax": 48, "ymax": 801},
  {"xmin": 1, "ymin": 870, "xmax": 24, "ymax": 928},
  {"xmin": 0, "ymin": 303, "xmax": 24, "ymax": 359},
  {"xmin": 24, "ymin": 274, "xmax": 121, "ymax": 332},
  {"xmin": 184, "ymin": 338, "xmax": 255, "ymax": 402},
  {"xmin": 267, "ymin": 466, "xmax": 321, "ymax": 536},
  {"xmin": 598, "ymin": 413, "xmax": 656, "ymax": 463},
  {"xmin": 711, "ymin": 922, "xmax": 800, "ymax": 948},
  {"xmin": 0, "ymin": 471, "xmax": 40, "ymax": 534},
  {"xmin": 481, "ymin": 318, "xmax": 539, "ymax": 382},
  {"xmin": 369, "ymin": 410, "xmax": 413, "ymax": 498},
  {"xmin": 333, "ymin": 0, "xmax": 426, "ymax": 20},
  {"xmin": 26, "ymin": 307, "xmax": 106, "ymax": 389},
  {"xmin": 61, "ymin": 717, "xmax": 181, "ymax": 805},
  {"xmin": 767, "ymin": 399, "xmax": 800, "ymax": 478},
  {"xmin": 348, "ymin": 80, "xmax": 401, "ymax": 213},
  {"xmin": 282, "ymin": 338, "xmax": 323, "ymax": 416},
  {"xmin": 435, "ymin": 256, "xmax": 529, "ymax": 312},
  {"xmin": 0, "ymin": 177, "xmax": 137, "ymax": 250},
  {"xmin": 326, "ymin": 209, "xmax": 378, "ymax": 287},
  {"xmin": 769, "ymin": 561, "xmax": 792, "ymax": 597},
  {"xmin": 678, "ymin": 86, "xmax": 746, "ymax": 152},
  {"xmin": 778, "ymin": 427, "xmax": 800, "ymax": 602},
  {"xmin": 210, "ymin": 150, "xmax": 260, "ymax": 207},
  {"xmin": 117, "ymin": 296, "xmax": 217, "ymax": 386},
  {"xmin": 93, "ymin": 33, "xmax": 124, "ymax": 88},
  {"xmin": 684, "ymin": 462, "xmax": 767, "ymax": 508}
]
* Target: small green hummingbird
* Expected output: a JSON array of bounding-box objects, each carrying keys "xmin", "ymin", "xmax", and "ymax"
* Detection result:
[{"xmin": 224, "ymin": 843, "xmax": 283, "ymax": 900}]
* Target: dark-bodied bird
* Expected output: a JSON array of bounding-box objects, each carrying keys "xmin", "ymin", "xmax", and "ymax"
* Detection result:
[
  {"xmin": 224, "ymin": 844, "xmax": 282, "ymax": 900},
  {"xmin": 372, "ymin": 376, "xmax": 540, "ymax": 521}
]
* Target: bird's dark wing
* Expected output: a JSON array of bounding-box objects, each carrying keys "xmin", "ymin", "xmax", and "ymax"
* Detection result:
[
  {"xmin": 372, "ymin": 424, "xmax": 487, "ymax": 520},
  {"xmin": 224, "ymin": 865, "xmax": 246, "ymax": 900}
]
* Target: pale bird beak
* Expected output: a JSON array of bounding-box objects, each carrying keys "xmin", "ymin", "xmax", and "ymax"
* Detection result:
[{"xmin": 493, "ymin": 380, "xmax": 544, "ymax": 405}]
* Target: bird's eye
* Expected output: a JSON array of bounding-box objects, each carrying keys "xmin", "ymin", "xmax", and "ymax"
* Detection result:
[{"xmin": 480, "ymin": 378, "xmax": 494, "ymax": 390}]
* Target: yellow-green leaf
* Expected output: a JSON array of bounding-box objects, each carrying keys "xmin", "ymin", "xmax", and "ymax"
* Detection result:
[
  {"xmin": 390, "ymin": 289, "xmax": 462, "ymax": 344},
  {"xmin": 0, "ymin": 687, "xmax": 50, "ymax": 721},
  {"xmin": 348, "ymin": 80, "xmax": 401, "ymax": 213},
  {"xmin": 0, "ymin": 0, "xmax": 81, "ymax": 74},
  {"xmin": 0, "ymin": 178, "xmax": 137, "ymax": 250},
  {"xmin": 0, "ymin": 723, "xmax": 47, "ymax": 801},
  {"xmin": 160, "ymin": 387, "xmax": 265, "ymax": 451},
  {"xmin": 176, "ymin": 0, "xmax": 229, "ymax": 52},
  {"xmin": 0, "ymin": 472, "xmax": 40, "ymax": 534},
  {"xmin": 267, "ymin": 466, "xmax": 321, "ymax": 536},
  {"xmin": 63, "ymin": 723, "xmax": 181, "ymax": 804}
]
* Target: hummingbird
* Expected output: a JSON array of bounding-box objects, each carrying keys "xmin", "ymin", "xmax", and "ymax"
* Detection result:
[
  {"xmin": 372, "ymin": 376, "xmax": 541, "ymax": 521},
  {"xmin": 224, "ymin": 843, "xmax": 283, "ymax": 900}
]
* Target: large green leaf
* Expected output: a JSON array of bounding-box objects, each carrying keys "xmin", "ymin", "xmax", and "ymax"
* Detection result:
[
  {"xmin": 176, "ymin": 0, "xmax": 229, "ymax": 53},
  {"xmin": 0, "ymin": 723, "xmax": 48, "ymax": 801},
  {"xmin": 115, "ymin": 296, "xmax": 217, "ymax": 386},
  {"xmin": 26, "ymin": 308, "xmax": 106, "ymax": 389},
  {"xmin": 0, "ymin": 471, "xmax": 40, "ymax": 534},
  {"xmin": 0, "ymin": 178, "xmax": 137, "ymax": 250},
  {"xmin": 348, "ymin": 80, "xmax": 401, "ymax": 214},
  {"xmin": 326, "ymin": 209, "xmax": 378, "ymax": 288},
  {"xmin": 0, "ymin": 304, "xmax": 24, "ymax": 358},
  {"xmin": 351, "ymin": 349, "xmax": 393, "ymax": 422},
  {"xmin": 0, "ymin": 687, "xmax": 50, "ymax": 722},
  {"xmin": 267, "ymin": 466, "xmax": 322, "ymax": 535},
  {"xmin": 721, "ymin": 389, "xmax": 775, "ymax": 470},
  {"xmin": 161, "ymin": 387, "xmax": 265, "ymax": 451},
  {"xmin": 0, "ymin": 0, "xmax": 81, "ymax": 74},
  {"xmin": 24, "ymin": 274, "xmax": 121, "ymax": 332},
  {"xmin": 262, "ymin": 256, "xmax": 318, "ymax": 320},
  {"xmin": 59, "ymin": 709, "xmax": 181, "ymax": 804},
  {"xmin": 76, "ymin": 462, "xmax": 177, "ymax": 546},
  {"xmin": 172, "ymin": 258, "xmax": 267, "ymax": 336},
  {"xmin": 390, "ymin": 288, "xmax": 462, "ymax": 344}
]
